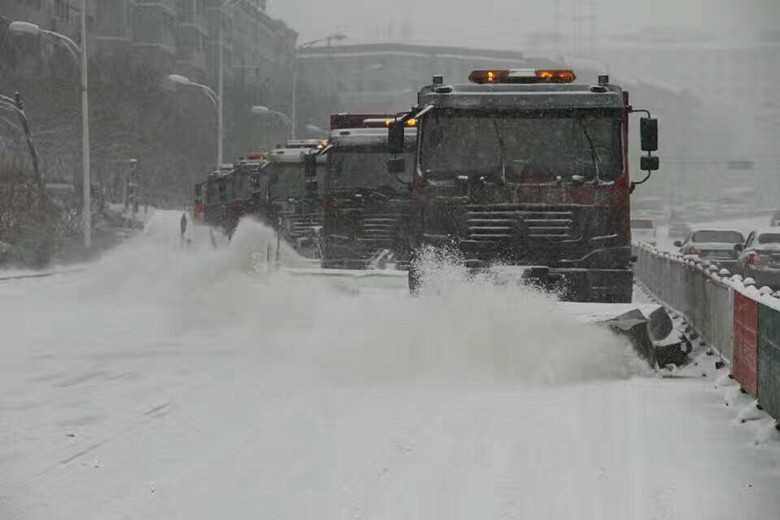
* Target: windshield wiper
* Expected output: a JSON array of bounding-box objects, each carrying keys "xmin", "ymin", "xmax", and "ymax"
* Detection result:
[{"xmin": 576, "ymin": 117, "xmax": 602, "ymax": 184}]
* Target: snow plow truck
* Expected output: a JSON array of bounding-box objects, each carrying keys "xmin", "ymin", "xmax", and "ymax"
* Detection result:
[
  {"xmin": 316, "ymin": 114, "xmax": 417, "ymax": 269},
  {"xmin": 387, "ymin": 69, "xmax": 683, "ymax": 365}
]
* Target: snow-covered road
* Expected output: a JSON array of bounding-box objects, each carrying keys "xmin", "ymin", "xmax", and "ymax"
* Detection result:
[{"xmin": 1, "ymin": 211, "xmax": 779, "ymax": 519}]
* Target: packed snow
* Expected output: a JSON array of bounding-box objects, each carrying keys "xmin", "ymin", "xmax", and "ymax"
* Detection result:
[{"xmin": 1, "ymin": 211, "xmax": 779, "ymax": 519}]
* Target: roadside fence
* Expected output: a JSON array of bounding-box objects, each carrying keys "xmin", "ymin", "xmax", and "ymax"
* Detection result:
[{"xmin": 633, "ymin": 243, "xmax": 780, "ymax": 423}]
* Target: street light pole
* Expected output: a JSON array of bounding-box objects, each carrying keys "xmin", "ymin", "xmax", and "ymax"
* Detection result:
[
  {"xmin": 291, "ymin": 66, "xmax": 297, "ymax": 139},
  {"xmin": 215, "ymin": 0, "xmax": 239, "ymax": 169},
  {"xmin": 80, "ymin": 0, "xmax": 91, "ymax": 248},
  {"xmin": 217, "ymin": 26, "xmax": 224, "ymax": 168},
  {"xmin": 8, "ymin": 14, "xmax": 91, "ymax": 248}
]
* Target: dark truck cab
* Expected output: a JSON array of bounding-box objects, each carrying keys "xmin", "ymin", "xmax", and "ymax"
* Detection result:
[
  {"xmin": 202, "ymin": 160, "xmax": 264, "ymax": 236},
  {"xmin": 391, "ymin": 70, "xmax": 660, "ymax": 302},
  {"xmin": 320, "ymin": 114, "xmax": 417, "ymax": 269},
  {"xmin": 196, "ymin": 141, "xmax": 324, "ymax": 257},
  {"xmin": 260, "ymin": 144, "xmax": 325, "ymax": 258}
]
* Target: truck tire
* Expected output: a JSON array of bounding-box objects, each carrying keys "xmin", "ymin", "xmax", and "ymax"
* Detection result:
[{"xmin": 408, "ymin": 264, "xmax": 421, "ymax": 296}]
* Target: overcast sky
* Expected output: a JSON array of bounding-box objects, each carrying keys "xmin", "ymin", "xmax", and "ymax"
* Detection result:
[{"xmin": 268, "ymin": 0, "xmax": 777, "ymax": 48}]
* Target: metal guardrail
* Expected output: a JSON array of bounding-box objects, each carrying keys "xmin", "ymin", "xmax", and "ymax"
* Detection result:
[
  {"xmin": 759, "ymin": 304, "xmax": 780, "ymax": 422},
  {"xmin": 634, "ymin": 242, "xmax": 780, "ymax": 424}
]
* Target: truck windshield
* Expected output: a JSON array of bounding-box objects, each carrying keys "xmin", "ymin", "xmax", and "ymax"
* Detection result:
[
  {"xmin": 328, "ymin": 152, "xmax": 412, "ymax": 191},
  {"xmin": 420, "ymin": 114, "xmax": 622, "ymax": 182},
  {"xmin": 206, "ymin": 178, "xmax": 226, "ymax": 204},
  {"xmin": 231, "ymin": 172, "xmax": 255, "ymax": 201},
  {"xmin": 269, "ymin": 163, "xmax": 306, "ymax": 200}
]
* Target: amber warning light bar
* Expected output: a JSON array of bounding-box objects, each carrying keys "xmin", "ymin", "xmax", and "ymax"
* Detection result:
[
  {"xmin": 469, "ymin": 69, "xmax": 576, "ymax": 84},
  {"xmin": 362, "ymin": 118, "xmax": 417, "ymax": 128}
]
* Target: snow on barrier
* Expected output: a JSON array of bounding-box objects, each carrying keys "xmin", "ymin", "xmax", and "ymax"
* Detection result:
[{"xmin": 634, "ymin": 242, "xmax": 780, "ymax": 424}]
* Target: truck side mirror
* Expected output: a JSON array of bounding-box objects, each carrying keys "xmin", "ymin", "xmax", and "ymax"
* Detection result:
[
  {"xmin": 674, "ymin": 240, "xmax": 682, "ymax": 248},
  {"xmin": 387, "ymin": 157, "xmax": 406, "ymax": 174},
  {"xmin": 303, "ymin": 154, "xmax": 317, "ymax": 177},
  {"xmin": 640, "ymin": 155, "xmax": 659, "ymax": 171},
  {"xmin": 640, "ymin": 117, "xmax": 658, "ymax": 152},
  {"xmin": 388, "ymin": 121, "xmax": 405, "ymax": 155}
]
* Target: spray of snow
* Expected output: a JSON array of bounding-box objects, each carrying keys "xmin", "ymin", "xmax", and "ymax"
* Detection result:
[{"xmin": 59, "ymin": 213, "xmax": 646, "ymax": 390}]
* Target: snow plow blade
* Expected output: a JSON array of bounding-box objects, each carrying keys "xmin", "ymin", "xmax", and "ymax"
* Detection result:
[{"xmin": 556, "ymin": 303, "xmax": 687, "ymax": 367}]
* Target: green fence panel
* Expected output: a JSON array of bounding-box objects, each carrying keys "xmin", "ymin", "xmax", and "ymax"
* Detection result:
[{"xmin": 758, "ymin": 303, "xmax": 780, "ymax": 421}]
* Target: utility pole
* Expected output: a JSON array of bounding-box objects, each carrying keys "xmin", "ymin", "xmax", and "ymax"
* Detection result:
[{"xmin": 80, "ymin": 0, "xmax": 91, "ymax": 248}]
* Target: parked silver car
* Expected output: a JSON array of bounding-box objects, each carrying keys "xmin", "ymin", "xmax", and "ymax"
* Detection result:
[
  {"xmin": 735, "ymin": 228, "xmax": 780, "ymax": 289},
  {"xmin": 771, "ymin": 209, "xmax": 780, "ymax": 227},
  {"xmin": 674, "ymin": 228, "xmax": 744, "ymax": 269}
]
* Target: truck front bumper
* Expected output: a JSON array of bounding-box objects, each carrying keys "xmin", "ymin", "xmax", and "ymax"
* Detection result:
[{"xmin": 472, "ymin": 265, "xmax": 634, "ymax": 303}]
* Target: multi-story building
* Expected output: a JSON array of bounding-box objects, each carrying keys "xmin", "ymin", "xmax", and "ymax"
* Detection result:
[
  {"xmin": 209, "ymin": 0, "xmax": 297, "ymax": 159},
  {"xmin": 1, "ymin": 0, "xmax": 297, "ymax": 193}
]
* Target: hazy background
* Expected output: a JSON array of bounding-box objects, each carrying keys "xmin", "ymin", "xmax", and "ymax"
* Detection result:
[
  {"xmin": 2, "ymin": 0, "xmax": 778, "ymax": 268},
  {"xmin": 270, "ymin": 0, "xmax": 778, "ymax": 48}
]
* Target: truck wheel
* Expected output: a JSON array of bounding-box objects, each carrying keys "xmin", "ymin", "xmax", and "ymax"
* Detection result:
[{"xmin": 408, "ymin": 265, "xmax": 421, "ymax": 296}]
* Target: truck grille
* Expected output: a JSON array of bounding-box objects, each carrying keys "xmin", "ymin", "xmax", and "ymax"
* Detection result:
[
  {"xmin": 359, "ymin": 213, "xmax": 402, "ymax": 245},
  {"xmin": 465, "ymin": 206, "xmax": 576, "ymax": 244},
  {"xmin": 284, "ymin": 214, "xmax": 321, "ymax": 237}
]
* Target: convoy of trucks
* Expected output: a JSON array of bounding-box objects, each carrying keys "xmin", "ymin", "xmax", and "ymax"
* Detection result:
[
  {"xmin": 193, "ymin": 67, "xmax": 661, "ymax": 306},
  {"xmin": 196, "ymin": 141, "xmax": 324, "ymax": 257}
]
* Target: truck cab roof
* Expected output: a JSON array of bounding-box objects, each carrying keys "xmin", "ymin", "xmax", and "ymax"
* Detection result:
[
  {"xmin": 328, "ymin": 127, "xmax": 416, "ymax": 152},
  {"xmin": 418, "ymin": 83, "xmax": 626, "ymax": 111},
  {"xmin": 267, "ymin": 147, "xmax": 326, "ymax": 165}
]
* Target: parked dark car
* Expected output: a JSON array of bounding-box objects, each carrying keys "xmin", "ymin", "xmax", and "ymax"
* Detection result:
[
  {"xmin": 735, "ymin": 228, "xmax": 780, "ymax": 289},
  {"xmin": 674, "ymin": 228, "xmax": 744, "ymax": 269},
  {"xmin": 770, "ymin": 209, "xmax": 780, "ymax": 227}
]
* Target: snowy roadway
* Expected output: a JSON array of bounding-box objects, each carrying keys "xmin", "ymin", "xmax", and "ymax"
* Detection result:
[{"xmin": 1, "ymin": 211, "xmax": 779, "ymax": 519}]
